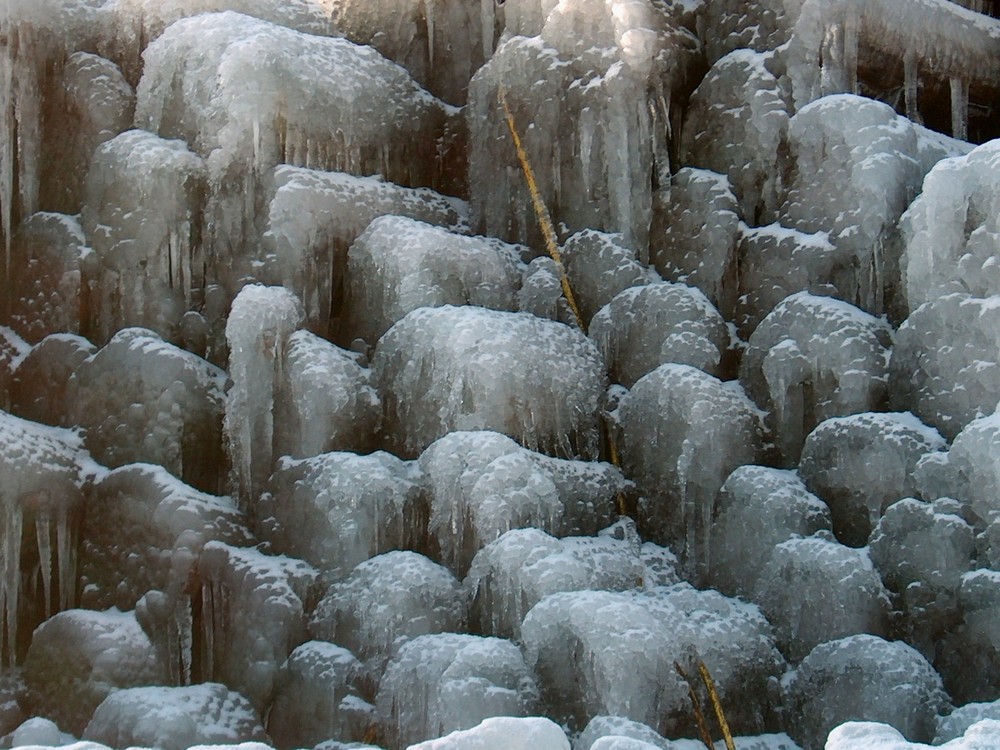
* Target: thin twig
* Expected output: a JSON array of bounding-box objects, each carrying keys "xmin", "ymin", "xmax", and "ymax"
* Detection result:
[
  {"xmin": 699, "ymin": 660, "xmax": 736, "ymax": 750},
  {"xmin": 675, "ymin": 661, "xmax": 715, "ymax": 750}
]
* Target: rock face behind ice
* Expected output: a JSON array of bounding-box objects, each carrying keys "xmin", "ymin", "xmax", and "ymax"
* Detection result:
[
  {"xmin": 374, "ymin": 307, "xmax": 608, "ymax": 460},
  {"xmin": 82, "ymin": 682, "xmax": 267, "ymax": 750}
]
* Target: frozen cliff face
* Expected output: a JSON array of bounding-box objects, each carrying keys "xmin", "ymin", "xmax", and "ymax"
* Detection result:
[
  {"xmin": 648, "ymin": 168, "xmax": 741, "ymax": 319},
  {"xmin": 135, "ymin": 11, "xmax": 462, "ymax": 272},
  {"xmin": 696, "ymin": 0, "xmax": 803, "ymax": 65},
  {"xmin": 620, "ymin": 363, "xmax": 762, "ymax": 576},
  {"xmin": 589, "ymin": 282, "xmax": 731, "ymax": 387},
  {"xmin": 9, "ymin": 334, "xmax": 95, "ymax": 427},
  {"xmin": 267, "ymin": 641, "xmax": 373, "ymax": 750},
  {"xmin": 310, "ymin": 552, "xmax": 466, "ymax": 678},
  {"xmin": 261, "ymin": 166, "xmax": 468, "ymax": 339},
  {"xmin": 798, "ymin": 412, "xmax": 947, "ymax": 547},
  {"xmin": 740, "ymin": 292, "xmax": 891, "ymax": 466},
  {"xmin": 68, "ymin": 327, "xmax": 228, "ymax": 494},
  {"xmin": 8, "ymin": 213, "xmax": 88, "ymax": 345},
  {"xmin": 21, "ymin": 608, "xmax": 167, "ymax": 735},
  {"xmin": 81, "ymin": 130, "xmax": 207, "ymax": 346},
  {"xmin": 680, "ymin": 50, "xmax": 789, "ymax": 224},
  {"xmin": 373, "ymin": 306, "xmax": 608, "ymax": 460},
  {"xmin": 782, "ymin": 634, "xmax": 950, "ymax": 750},
  {"xmin": 418, "ymin": 431, "xmax": 622, "ymax": 576},
  {"xmin": 889, "ymin": 293, "xmax": 1000, "ymax": 440},
  {"xmin": 938, "ymin": 570, "xmax": 1000, "ymax": 704},
  {"xmin": 344, "ymin": 215, "xmax": 524, "ymax": 346},
  {"xmin": 261, "ymin": 452, "xmax": 423, "ymax": 582},
  {"xmin": 0, "ymin": 410, "xmax": 94, "ymax": 665},
  {"xmin": 707, "ymin": 466, "xmax": 831, "ymax": 598},
  {"xmin": 901, "ymin": 140, "xmax": 1000, "ymax": 313},
  {"xmin": 467, "ymin": 1, "xmax": 699, "ymax": 251},
  {"xmin": 520, "ymin": 585, "xmax": 784, "ymax": 737},
  {"xmin": 375, "ymin": 632, "xmax": 539, "ymax": 750},
  {"xmin": 83, "ymin": 682, "xmax": 268, "ymax": 750}
]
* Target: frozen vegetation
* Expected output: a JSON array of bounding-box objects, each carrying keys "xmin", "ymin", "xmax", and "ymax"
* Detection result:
[{"xmin": 4, "ymin": 0, "xmax": 1000, "ymax": 749}]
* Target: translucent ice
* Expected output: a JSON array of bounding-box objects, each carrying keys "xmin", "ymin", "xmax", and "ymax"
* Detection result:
[
  {"xmin": 82, "ymin": 683, "xmax": 267, "ymax": 750},
  {"xmin": 620, "ymin": 364, "xmax": 762, "ymax": 575},
  {"xmin": 21, "ymin": 608, "xmax": 166, "ymax": 735},
  {"xmin": 696, "ymin": 0, "xmax": 801, "ymax": 64},
  {"xmin": 418, "ymin": 431, "xmax": 622, "ymax": 575},
  {"xmin": 938, "ymin": 569, "xmax": 1000, "ymax": 703},
  {"xmin": 937, "ymin": 701, "xmax": 1000, "ymax": 744},
  {"xmin": 707, "ymin": 466, "xmax": 831, "ymax": 598},
  {"xmin": 373, "ymin": 307, "xmax": 608, "ymax": 460},
  {"xmin": 261, "ymin": 452, "xmax": 423, "ymax": 582},
  {"xmin": 375, "ymin": 632, "xmax": 539, "ymax": 749},
  {"xmin": 752, "ymin": 534, "xmax": 890, "ymax": 662},
  {"xmin": 344, "ymin": 215, "xmax": 524, "ymax": 346},
  {"xmin": 589, "ymin": 282, "xmax": 731, "ymax": 387},
  {"xmin": 68, "ymin": 327, "xmax": 228, "ymax": 493},
  {"xmin": 9, "ymin": 334, "xmax": 95, "ymax": 427},
  {"xmin": 740, "ymin": 292, "xmax": 891, "ymax": 466},
  {"xmin": 798, "ymin": 412, "xmax": 947, "ymax": 546},
  {"xmin": 310, "ymin": 552, "xmax": 466, "ymax": 678},
  {"xmin": 574, "ymin": 716, "xmax": 673, "ymax": 750},
  {"xmin": 782, "ymin": 634, "xmax": 950, "ymax": 750},
  {"xmin": 267, "ymin": 641, "xmax": 373, "ymax": 750},
  {"xmin": 0, "ymin": 328, "xmax": 29, "ymax": 411},
  {"xmin": 406, "ymin": 716, "xmax": 570, "ymax": 750}
]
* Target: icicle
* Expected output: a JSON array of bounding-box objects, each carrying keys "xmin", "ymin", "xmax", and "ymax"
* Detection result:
[
  {"xmin": 480, "ymin": 0, "xmax": 495, "ymax": 59},
  {"xmin": 35, "ymin": 510, "xmax": 53, "ymax": 618},
  {"xmin": 426, "ymin": 0, "xmax": 436, "ymax": 79},
  {"xmin": 843, "ymin": 5, "xmax": 859, "ymax": 95},
  {"xmin": 177, "ymin": 597, "xmax": 193, "ymax": 685},
  {"xmin": 2, "ymin": 502, "xmax": 23, "ymax": 666},
  {"xmin": 56, "ymin": 507, "xmax": 75, "ymax": 611},
  {"xmin": 904, "ymin": 48, "xmax": 919, "ymax": 122},
  {"xmin": 951, "ymin": 76, "xmax": 969, "ymax": 141}
]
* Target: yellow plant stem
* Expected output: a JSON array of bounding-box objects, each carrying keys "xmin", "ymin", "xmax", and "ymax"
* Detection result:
[
  {"xmin": 675, "ymin": 662, "xmax": 716, "ymax": 750},
  {"xmin": 699, "ymin": 661, "xmax": 736, "ymax": 750}
]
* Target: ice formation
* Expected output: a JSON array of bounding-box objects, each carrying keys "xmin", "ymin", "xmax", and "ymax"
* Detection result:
[
  {"xmin": 406, "ymin": 716, "xmax": 571, "ymax": 750},
  {"xmin": 374, "ymin": 307, "xmax": 608, "ymax": 460},
  {"xmin": 309, "ymin": 551, "xmax": 466, "ymax": 676},
  {"xmin": 798, "ymin": 412, "xmax": 946, "ymax": 546},
  {"xmin": 68, "ymin": 327, "xmax": 227, "ymax": 493},
  {"xmin": 938, "ymin": 702, "xmax": 1000, "ymax": 744},
  {"xmin": 696, "ymin": 0, "xmax": 799, "ymax": 65},
  {"xmin": 707, "ymin": 466, "xmax": 831, "ymax": 598},
  {"xmin": 375, "ymin": 632, "xmax": 539, "ymax": 749},
  {"xmin": 266, "ymin": 641, "xmax": 373, "ymax": 750},
  {"xmin": 781, "ymin": 634, "xmax": 950, "ymax": 750},
  {"xmin": 418, "ymin": 431, "xmax": 622, "ymax": 575},
  {"xmin": 620, "ymin": 363, "xmax": 762, "ymax": 575},
  {"xmin": 9, "ymin": 333, "xmax": 95, "ymax": 427},
  {"xmin": 574, "ymin": 716, "xmax": 673, "ymax": 750},
  {"xmin": 938, "ymin": 570, "xmax": 1000, "ymax": 704},
  {"xmin": 82, "ymin": 682, "xmax": 267, "ymax": 750},
  {"xmin": 560, "ymin": 230, "xmax": 657, "ymax": 325},
  {"xmin": 740, "ymin": 292, "xmax": 891, "ymax": 466},
  {"xmin": 829, "ymin": 719, "xmax": 1000, "ymax": 750},
  {"xmin": 589, "ymin": 282, "xmax": 731, "ymax": 386},
  {"xmin": 261, "ymin": 451, "xmax": 423, "ymax": 581},
  {"xmin": 344, "ymin": 215, "xmax": 524, "ymax": 345}
]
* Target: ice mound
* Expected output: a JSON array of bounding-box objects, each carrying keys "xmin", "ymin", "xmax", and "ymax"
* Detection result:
[
  {"xmin": 261, "ymin": 166, "xmax": 468, "ymax": 338},
  {"xmin": 781, "ymin": 634, "xmax": 950, "ymax": 750},
  {"xmin": 707, "ymin": 466, "xmax": 831, "ymax": 598},
  {"xmin": 136, "ymin": 12, "xmax": 460, "ymax": 263},
  {"xmin": 869, "ymin": 497, "xmax": 974, "ymax": 657},
  {"xmin": 0, "ymin": 329, "xmax": 29, "ymax": 410},
  {"xmin": 734, "ymin": 224, "xmax": 852, "ymax": 339},
  {"xmin": 21, "ymin": 608, "xmax": 166, "ymax": 735},
  {"xmin": 82, "ymin": 682, "xmax": 267, "ymax": 750},
  {"xmin": 344, "ymin": 215, "xmax": 523, "ymax": 346},
  {"xmin": 937, "ymin": 702, "xmax": 1000, "ymax": 744},
  {"xmin": 275, "ymin": 330, "xmax": 380, "ymax": 459},
  {"xmin": 679, "ymin": 50, "xmax": 789, "ymax": 224},
  {"xmin": 7, "ymin": 213, "xmax": 89, "ymax": 345},
  {"xmin": 889, "ymin": 293, "xmax": 1000, "ymax": 440},
  {"xmin": 752, "ymin": 534, "xmax": 890, "ymax": 662},
  {"xmin": 561, "ymin": 230, "xmax": 657, "ymax": 325},
  {"xmin": 574, "ymin": 716, "xmax": 672, "ymax": 750},
  {"xmin": 467, "ymin": 2, "xmax": 699, "ymax": 250},
  {"xmin": 620, "ymin": 364, "xmax": 762, "ymax": 574},
  {"xmin": 0, "ymin": 410, "xmax": 94, "ymax": 665},
  {"xmin": 194, "ymin": 542, "xmax": 318, "ymax": 711},
  {"xmin": 938, "ymin": 570, "xmax": 1000, "ymax": 703},
  {"xmin": 778, "ymin": 95, "xmax": 968, "ymax": 318},
  {"xmin": 518, "ymin": 257, "xmax": 576, "ymax": 326},
  {"xmin": 267, "ymin": 641, "xmax": 373, "ymax": 750},
  {"xmin": 262, "ymin": 452, "xmax": 423, "ymax": 581},
  {"xmin": 374, "ymin": 307, "xmax": 608, "ymax": 460},
  {"xmin": 224, "ymin": 284, "xmax": 303, "ymax": 506},
  {"xmin": 649, "ymin": 169, "xmax": 741, "ymax": 319},
  {"xmin": 310, "ymin": 552, "xmax": 466, "ymax": 677},
  {"xmin": 520, "ymin": 585, "xmax": 784, "ymax": 736},
  {"xmin": 830, "ymin": 719, "xmax": 1000, "ymax": 750},
  {"xmin": 375, "ymin": 632, "xmax": 539, "ymax": 749},
  {"xmin": 68, "ymin": 327, "xmax": 227, "ymax": 493},
  {"xmin": 9, "ymin": 716, "xmax": 72, "ymax": 747},
  {"xmin": 418, "ymin": 431, "xmax": 623, "ymax": 575},
  {"xmin": 79, "ymin": 463, "xmax": 250, "ymax": 612},
  {"xmin": 696, "ymin": 0, "xmax": 800, "ymax": 65},
  {"xmin": 407, "ymin": 716, "xmax": 570, "ymax": 750},
  {"xmin": 798, "ymin": 412, "xmax": 946, "ymax": 547},
  {"xmin": 464, "ymin": 527, "xmax": 649, "ymax": 639},
  {"xmin": 9, "ymin": 334, "xmax": 95, "ymax": 427},
  {"xmin": 590, "ymin": 282, "xmax": 730, "ymax": 387},
  {"xmin": 740, "ymin": 292, "xmax": 891, "ymax": 466}
]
